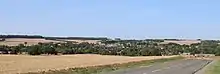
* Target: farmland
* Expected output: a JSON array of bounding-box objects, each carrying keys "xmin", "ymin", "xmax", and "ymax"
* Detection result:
[
  {"xmin": 0, "ymin": 38, "xmax": 61, "ymax": 46},
  {"xmin": 0, "ymin": 35, "xmax": 106, "ymax": 46},
  {"xmin": 1, "ymin": 35, "xmax": 220, "ymax": 74},
  {"xmin": 0, "ymin": 54, "xmax": 176, "ymax": 74},
  {"xmin": 0, "ymin": 38, "xmax": 102, "ymax": 46},
  {"xmin": 160, "ymin": 40, "xmax": 201, "ymax": 45}
]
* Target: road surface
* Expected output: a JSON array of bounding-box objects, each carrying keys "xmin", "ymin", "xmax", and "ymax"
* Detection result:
[{"xmin": 106, "ymin": 59, "xmax": 212, "ymax": 74}]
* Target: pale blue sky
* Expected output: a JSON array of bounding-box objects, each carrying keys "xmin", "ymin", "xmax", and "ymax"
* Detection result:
[{"xmin": 0, "ymin": 0, "xmax": 219, "ymax": 39}]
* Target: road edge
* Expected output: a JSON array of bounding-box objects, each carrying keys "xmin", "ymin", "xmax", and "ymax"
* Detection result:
[{"xmin": 194, "ymin": 60, "xmax": 215, "ymax": 74}]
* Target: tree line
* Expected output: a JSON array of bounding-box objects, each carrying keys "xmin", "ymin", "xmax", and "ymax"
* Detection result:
[{"xmin": 0, "ymin": 40, "xmax": 220, "ymax": 56}]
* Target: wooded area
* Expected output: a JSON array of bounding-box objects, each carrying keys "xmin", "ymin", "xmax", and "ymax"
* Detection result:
[{"xmin": 0, "ymin": 37, "xmax": 220, "ymax": 56}]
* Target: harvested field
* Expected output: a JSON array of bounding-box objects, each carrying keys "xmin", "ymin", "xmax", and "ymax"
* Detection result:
[
  {"xmin": 0, "ymin": 38, "xmax": 61, "ymax": 46},
  {"xmin": 160, "ymin": 40, "xmax": 201, "ymax": 45},
  {"xmin": 0, "ymin": 54, "xmax": 176, "ymax": 74},
  {"xmin": 57, "ymin": 39, "xmax": 101, "ymax": 44}
]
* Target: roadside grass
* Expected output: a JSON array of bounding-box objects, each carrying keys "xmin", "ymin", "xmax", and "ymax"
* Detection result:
[
  {"xmin": 206, "ymin": 58, "xmax": 220, "ymax": 74},
  {"xmin": 23, "ymin": 56, "xmax": 183, "ymax": 74}
]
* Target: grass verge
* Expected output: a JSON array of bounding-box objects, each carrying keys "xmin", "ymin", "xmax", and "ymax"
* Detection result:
[
  {"xmin": 206, "ymin": 60, "xmax": 220, "ymax": 74},
  {"xmin": 23, "ymin": 56, "xmax": 183, "ymax": 74}
]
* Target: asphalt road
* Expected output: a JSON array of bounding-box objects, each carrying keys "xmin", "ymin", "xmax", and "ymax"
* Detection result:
[{"xmin": 106, "ymin": 59, "xmax": 212, "ymax": 74}]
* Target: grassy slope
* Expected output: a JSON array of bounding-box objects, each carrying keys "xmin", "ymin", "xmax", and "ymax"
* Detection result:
[
  {"xmin": 24, "ymin": 56, "xmax": 183, "ymax": 74},
  {"xmin": 206, "ymin": 59, "xmax": 220, "ymax": 74}
]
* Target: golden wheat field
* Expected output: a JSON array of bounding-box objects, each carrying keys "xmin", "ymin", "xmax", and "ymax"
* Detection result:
[{"xmin": 0, "ymin": 54, "xmax": 176, "ymax": 74}]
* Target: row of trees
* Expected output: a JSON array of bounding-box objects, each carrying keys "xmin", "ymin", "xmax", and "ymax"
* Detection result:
[
  {"xmin": 0, "ymin": 40, "xmax": 220, "ymax": 56},
  {"xmin": 0, "ymin": 35, "xmax": 108, "ymax": 40}
]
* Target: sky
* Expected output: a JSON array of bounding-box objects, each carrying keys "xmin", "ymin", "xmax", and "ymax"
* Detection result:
[{"xmin": 0, "ymin": 0, "xmax": 219, "ymax": 39}]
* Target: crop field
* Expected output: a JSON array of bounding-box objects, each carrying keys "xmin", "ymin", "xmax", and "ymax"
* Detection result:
[
  {"xmin": 56, "ymin": 39, "xmax": 101, "ymax": 44},
  {"xmin": 160, "ymin": 40, "xmax": 201, "ymax": 45},
  {"xmin": 0, "ymin": 38, "xmax": 61, "ymax": 46},
  {"xmin": 0, "ymin": 38, "xmax": 101, "ymax": 46},
  {"xmin": 0, "ymin": 54, "xmax": 176, "ymax": 74}
]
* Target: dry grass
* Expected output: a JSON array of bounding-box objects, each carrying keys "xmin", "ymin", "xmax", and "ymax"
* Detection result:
[
  {"xmin": 160, "ymin": 40, "xmax": 201, "ymax": 45},
  {"xmin": 0, "ymin": 54, "xmax": 176, "ymax": 74},
  {"xmin": 0, "ymin": 38, "xmax": 61, "ymax": 46}
]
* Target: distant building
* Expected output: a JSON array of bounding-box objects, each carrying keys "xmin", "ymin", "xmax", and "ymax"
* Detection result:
[
  {"xmin": 0, "ymin": 38, "xmax": 5, "ymax": 41},
  {"xmin": 0, "ymin": 48, "xmax": 9, "ymax": 54}
]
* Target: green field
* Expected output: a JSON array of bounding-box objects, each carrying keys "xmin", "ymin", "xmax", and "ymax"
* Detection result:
[{"xmin": 206, "ymin": 59, "xmax": 220, "ymax": 74}]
